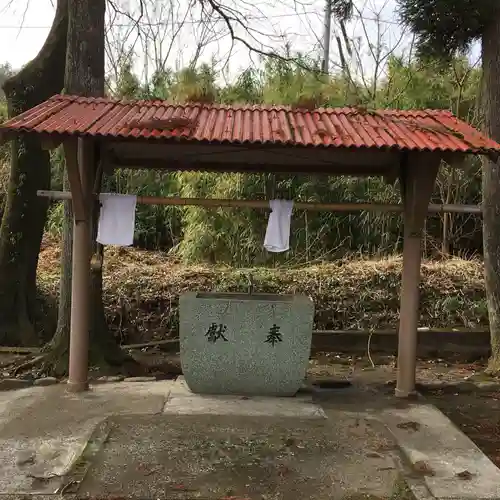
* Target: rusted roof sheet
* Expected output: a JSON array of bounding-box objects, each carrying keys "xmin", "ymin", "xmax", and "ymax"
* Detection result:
[{"xmin": 1, "ymin": 94, "xmax": 499, "ymax": 154}]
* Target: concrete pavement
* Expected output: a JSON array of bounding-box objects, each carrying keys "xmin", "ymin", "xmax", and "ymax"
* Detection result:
[{"xmin": 0, "ymin": 377, "xmax": 497, "ymax": 499}]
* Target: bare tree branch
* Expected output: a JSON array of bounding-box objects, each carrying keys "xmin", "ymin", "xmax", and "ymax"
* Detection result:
[{"xmin": 202, "ymin": 0, "xmax": 316, "ymax": 72}]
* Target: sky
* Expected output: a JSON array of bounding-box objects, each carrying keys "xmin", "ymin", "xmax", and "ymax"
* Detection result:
[
  {"xmin": 0, "ymin": 0, "xmax": 477, "ymax": 85},
  {"xmin": 0, "ymin": 0, "xmax": 408, "ymax": 71},
  {"xmin": 0, "ymin": 0, "xmax": 56, "ymax": 69}
]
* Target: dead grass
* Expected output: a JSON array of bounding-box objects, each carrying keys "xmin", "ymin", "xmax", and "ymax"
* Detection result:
[
  {"xmin": 0, "ymin": 162, "xmax": 9, "ymax": 195},
  {"xmin": 36, "ymin": 238, "xmax": 487, "ymax": 345}
]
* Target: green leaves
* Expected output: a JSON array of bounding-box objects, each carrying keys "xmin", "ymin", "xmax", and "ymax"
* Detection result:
[
  {"xmin": 331, "ymin": 0, "xmax": 354, "ymax": 22},
  {"xmin": 397, "ymin": 0, "xmax": 496, "ymax": 59}
]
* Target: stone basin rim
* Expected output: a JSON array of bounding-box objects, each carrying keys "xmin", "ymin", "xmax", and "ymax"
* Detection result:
[{"xmin": 194, "ymin": 292, "xmax": 303, "ymax": 302}]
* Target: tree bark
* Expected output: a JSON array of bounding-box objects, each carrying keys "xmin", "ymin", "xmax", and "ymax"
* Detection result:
[
  {"xmin": 0, "ymin": 0, "xmax": 68, "ymax": 346},
  {"xmin": 47, "ymin": 0, "xmax": 139, "ymax": 376},
  {"xmin": 482, "ymin": 10, "xmax": 500, "ymax": 375},
  {"xmin": 45, "ymin": 174, "xmax": 73, "ymax": 374}
]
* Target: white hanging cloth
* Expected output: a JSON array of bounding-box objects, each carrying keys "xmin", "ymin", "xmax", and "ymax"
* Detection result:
[
  {"xmin": 264, "ymin": 199, "xmax": 294, "ymax": 253},
  {"xmin": 97, "ymin": 193, "xmax": 137, "ymax": 246}
]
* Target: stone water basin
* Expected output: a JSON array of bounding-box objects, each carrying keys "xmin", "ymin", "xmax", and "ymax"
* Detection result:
[{"xmin": 179, "ymin": 292, "xmax": 314, "ymax": 396}]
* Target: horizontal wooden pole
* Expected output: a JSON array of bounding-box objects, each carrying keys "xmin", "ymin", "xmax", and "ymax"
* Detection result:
[
  {"xmin": 37, "ymin": 190, "xmax": 482, "ymax": 214},
  {"xmin": 0, "ymin": 346, "xmax": 42, "ymax": 355},
  {"xmin": 311, "ymin": 327, "xmax": 491, "ymax": 358},
  {"xmin": 313, "ymin": 327, "xmax": 490, "ymax": 336},
  {"xmin": 0, "ymin": 327, "xmax": 487, "ymax": 364},
  {"xmin": 0, "ymin": 327, "xmax": 486, "ymax": 356},
  {"xmin": 121, "ymin": 327, "xmax": 489, "ymax": 348},
  {"xmin": 119, "ymin": 327, "xmax": 491, "ymax": 360}
]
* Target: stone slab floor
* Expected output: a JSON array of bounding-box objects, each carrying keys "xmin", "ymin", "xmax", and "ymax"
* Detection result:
[
  {"xmin": 0, "ymin": 377, "xmax": 498, "ymax": 500},
  {"xmin": 77, "ymin": 413, "xmax": 401, "ymax": 500}
]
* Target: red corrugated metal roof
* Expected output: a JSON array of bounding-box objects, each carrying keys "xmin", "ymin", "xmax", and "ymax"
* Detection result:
[{"xmin": 1, "ymin": 94, "xmax": 499, "ymax": 154}]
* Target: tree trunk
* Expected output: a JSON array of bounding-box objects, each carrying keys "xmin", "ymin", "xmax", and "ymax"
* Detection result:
[
  {"xmin": 0, "ymin": 0, "xmax": 68, "ymax": 346},
  {"xmin": 45, "ymin": 174, "xmax": 73, "ymax": 374},
  {"xmin": 482, "ymin": 11, "xmax": 500, "ymax": 375},
  {"xmin": 47, "ymin": 0, "xmax": 140, "ymax": 376}
]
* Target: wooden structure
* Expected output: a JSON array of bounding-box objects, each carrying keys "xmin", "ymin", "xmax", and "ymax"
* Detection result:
[{"xmin": 1, "ymin": 94, "xmax": 500, "ymax": 397}]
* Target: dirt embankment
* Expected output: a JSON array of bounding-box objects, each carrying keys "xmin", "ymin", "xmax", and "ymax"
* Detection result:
[{"xmin": 36, "ymin": 239, "xmax": 487, "ymax": 346}]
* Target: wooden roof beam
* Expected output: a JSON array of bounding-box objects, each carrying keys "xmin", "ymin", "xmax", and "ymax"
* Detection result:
[
  {"xmin": 0, "ymin": 129, "xmax": 63, "ymax": 150},
  {"xmin": 109, "ymin": 157, "xmax": 395, "ymax": 177}
]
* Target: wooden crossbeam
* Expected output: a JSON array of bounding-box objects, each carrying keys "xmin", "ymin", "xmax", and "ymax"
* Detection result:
[{"xmin": 36, "ymin": 190, "xmax": 482, "ymax": 215}]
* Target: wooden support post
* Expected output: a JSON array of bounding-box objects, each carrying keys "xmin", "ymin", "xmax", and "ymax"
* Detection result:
[
  {"xmin": 40, "ymin": 134, "xmax": 63, "ymax": 151},
  {"xmin": 64, "ymin": 141, "xmax": 87, "ymax": 222},
  {"xmin": 395, "ymin": 154, "xmax": 440, "ymax": 398},
  {"xmin": 67, "ymin": 138, "xmax": 94, "ymax": 393}
]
